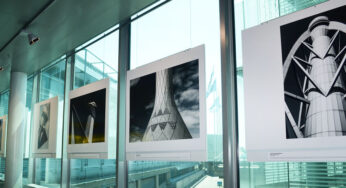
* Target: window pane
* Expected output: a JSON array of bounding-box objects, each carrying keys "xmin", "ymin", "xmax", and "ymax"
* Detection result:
[
  {"xmin": 0, "ymin": 91, "xmax": 9, "ymax": 117},
  {"xmin": 70, "ymin": 30, "xmax": 119, "ymax": 188},
  {"xmin": 74, "ymin": 31, "xmax": 118, "ymax": 89},
  {"xmin": 40, "ymin": 59, "xmax": 66, "ymax": 101},
  {"xmin": 23, "ymin": 76, "xmax": 34, "ymax": 185},
  {"xmin": 130, "ymin": 0, "xmax": 223, "ymax": 187},
  {"xmin": 31, "ymin": 59, "xmax": 66, "ymax": 187},
  {"xmin": 70, "ymin": 159, "xmax": 116, "ymax": 187},
  {"xmin": 234, "ymin": 0, "xmax": 337, "ymax": 187},
  {"xmin": 279, "ymin": 0, "xmax": 327, "ymax": 15},
  {"xmin": 0, "ymin": 91, "xmax": 9, "ymax": 181}
]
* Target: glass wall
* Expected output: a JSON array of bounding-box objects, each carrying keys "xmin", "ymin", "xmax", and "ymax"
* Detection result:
[
  {"xmin": 23, "ymin": 75, "xmax": 34, "ymax": 184},
  {"xmin": 70, "ymin": 29, "xmax": 119, "ymax": 188},
  {"xmin": 31, "ymin": 59, "xmax": 66, "ymax": 186},
  {"xmin": 0, "ymin": 91, "xmax": 9, "ymax": 181},
  {"xmin": 0, "ymin": 91, "xmax": 9, "ymax": 117},
  {"xmin": 130, "ymin": 0, "xmax": 223, "ymax": 187},
  {"xmin": 0, "ymin": 0, "xmax": 344, "ymax": 187},
  {"xmin": 233, "ymin": 0, "xmax": 346, "ymax": 187},
  {"xmin": 3, "ymin": 27, "xmax": 120, "ymax": 188}
]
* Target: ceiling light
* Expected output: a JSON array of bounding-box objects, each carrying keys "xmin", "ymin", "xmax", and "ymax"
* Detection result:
[{"xmin": 28, "ymin": 33, "xmax": 39, "ymax": 45}]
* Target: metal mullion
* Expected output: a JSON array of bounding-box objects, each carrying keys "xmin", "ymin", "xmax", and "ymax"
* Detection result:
[
  {"xmin": 83, "ymin": 50, "xmax": 87, "ymax": 86},
  {"xmin": 116, "ymin": 20, "xmax": 131, "ymax": 188},
  {"xmin": 219, "ymin": 0, "xmax": 239, "ymax": 187},
  {"xmin": 27, "ymin": 72, "xmax": 40, "ymax": 185}
]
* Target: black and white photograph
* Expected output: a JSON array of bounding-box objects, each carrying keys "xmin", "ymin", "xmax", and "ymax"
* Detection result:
[
  {"xmin": 130, "ymin": 60, "xmax": 200, "ymax": 142},
  {"xmin": 69, "ymin": 88, "xmax": 106, "ymax": 144},
  {"xmin": 32, "ymin": 97, "xmax": 60, "ymax": 157},
  {"xmin": 37, "ymin": 103, "xmax": 50, "ymax": 149},
  {"xmin": 281, "ymin": 6, "xmax": 346, "ymax": 139}
]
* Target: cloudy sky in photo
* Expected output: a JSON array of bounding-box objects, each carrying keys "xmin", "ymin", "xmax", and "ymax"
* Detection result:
[
  {"xmin": 171, "ymin": 60, "xmax": 200, "ymax": 138},
  {"xmin": 130, "ymin": 59, "xmax": 200, "ymax": 141}
]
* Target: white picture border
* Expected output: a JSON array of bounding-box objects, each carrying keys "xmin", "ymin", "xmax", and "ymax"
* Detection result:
[
  {"xmin": 0, "ymin": 115, "xmax": 7, "ymax": 157},
  {"xmin": 67, "ymin": 78, "xmax": 111, "ymax": 159},
  {"xmin": 126, "ymin": 45, "xmax": 207, "ymax": 161},
  {"xmin": 32, "ymin": 96, "xmax": 61, "ymax": 158},
  {"xmin": 243, "ymin": 0, "xmax": 346, "ymax": 162}
]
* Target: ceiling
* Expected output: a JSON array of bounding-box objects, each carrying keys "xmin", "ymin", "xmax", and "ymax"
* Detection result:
[{"xmin": 0, "ymin": 0, "xmax": 159, "ymax": 92}]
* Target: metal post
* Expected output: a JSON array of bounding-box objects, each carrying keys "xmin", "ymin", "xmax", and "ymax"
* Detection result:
[
  {"xmin": 116, "ymin": 20, "xmax": 131, "ymax": 188},
  {"xmin": 61, "ymin": 52, "xmax": 74, "ymax": 188},
  {"xmin": 155, "ymin": 175, "xmax": 159, "ymax": 188},
  {"xmin": 219, "ymin": 0, "xmax": 239, "ymax": 187},
  {"xmin": 83, "ymin": 50, "xmax": 87, "ymax": 86},
  {"xmin": 137, "ymin": 179, "xmax": 142, "ymax": 188},
  {"xmin": 27, "ymin": 72, "xmax": 40, "ymax": 184}
]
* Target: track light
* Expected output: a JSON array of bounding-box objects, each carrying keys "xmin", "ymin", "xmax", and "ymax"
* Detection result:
[
  {"xmin": 21, "ymin": 29, "xmax": 39, "ymax": 45},
  {"xmin": 28, "ymin": 33, "xmax": 39, "ymax": 45}
]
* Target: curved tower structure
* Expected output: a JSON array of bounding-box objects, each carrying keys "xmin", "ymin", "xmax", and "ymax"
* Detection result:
[
  {"xmin": 304, "ymin": 16, "xmax": 346, "ymax": 137},
  {"xmin": 142, "ymin": 69, "xmax": 192, "ymax": 141},
  {"xmin": 283, "ymin": 16, "xmax": 346, "ymax": 138}
]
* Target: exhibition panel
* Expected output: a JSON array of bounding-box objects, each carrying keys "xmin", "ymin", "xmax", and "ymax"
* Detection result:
[
  {"xmin": 32, "ymin": 96, "xmax": 62, "ymax": 158},
  {"xmin": 68, "ymin": 78, "xmax": 116, "ymax": 159},
  {"xmin": 243, "ymin": 0, "xmax": 346, "ymax": 161},
  {"xmin": 126, "ymin": 45, "xmax": 207, "ymax": 161}
]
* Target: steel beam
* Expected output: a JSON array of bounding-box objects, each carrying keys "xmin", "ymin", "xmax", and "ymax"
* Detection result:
[
  {"xmin": 61, "ymin": 52, "xmax": 74, "ymax": 188},
  {"xmin": 219, "ymin": 0, "xmax": 239, "ymax": 187}
]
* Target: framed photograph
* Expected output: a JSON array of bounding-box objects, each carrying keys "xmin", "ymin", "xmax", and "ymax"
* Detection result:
[
  {"xmin": 243, "ymin": 0, "xmax": 346, "ymax": 161},
  {"xmin": 32, "ymin": 96, "xmax": 62, "ymax": 158},
  {"xmin": 126, "ymin": 45, "xmax": 207, "ymax": 161},
  {"xmin": 0, "ymin": 115, "xmax": 7, "ymax": 157},
  {"xmin": 67, "ymin": 78, "xmax": 116, "ymax": 159}
]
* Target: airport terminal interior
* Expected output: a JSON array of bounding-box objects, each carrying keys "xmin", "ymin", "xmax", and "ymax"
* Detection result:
[{"xmin": 0, "ymin": 0, "xmax": 345, "ymax": 187}]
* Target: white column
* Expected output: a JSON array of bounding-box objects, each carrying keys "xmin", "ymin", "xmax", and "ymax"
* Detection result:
[{"xmin": 5, "ymin": 72, "xmax": 27, "ymax": 187}]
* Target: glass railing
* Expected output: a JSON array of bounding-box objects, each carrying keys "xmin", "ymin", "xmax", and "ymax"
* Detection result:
[{"xmin": 74, "ymin": 48, "xmax": 117, "ymax": 89}]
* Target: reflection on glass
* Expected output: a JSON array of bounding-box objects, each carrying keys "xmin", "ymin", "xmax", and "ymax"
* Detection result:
[
  {"xmin": 129, "ymin": 0, "xmax": 223, "ymax": 187},
  {"xmin": 70, "ymin": 159, "xmax": 116, "ymax": 188},
  {"xmin": 128, "ymin": 161, "xmax": 223, "ymax": 187}
]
